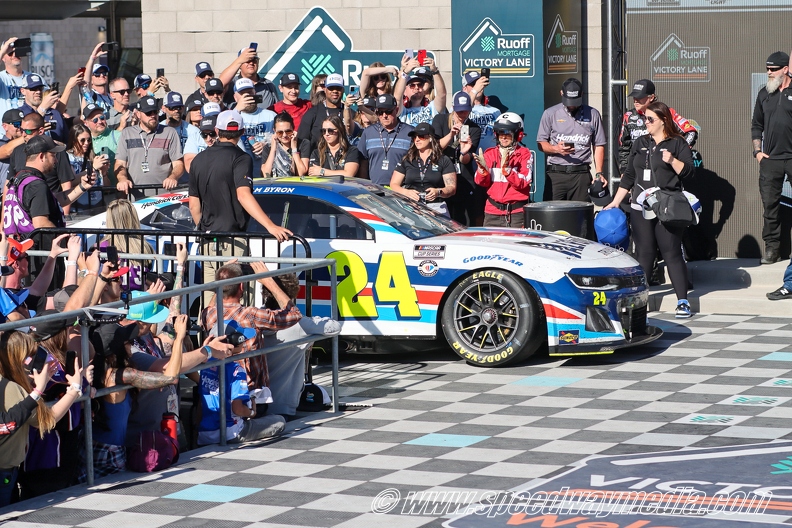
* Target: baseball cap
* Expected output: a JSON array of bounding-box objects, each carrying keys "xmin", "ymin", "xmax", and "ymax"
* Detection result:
[
  {"xmin": 136, "ymin": 97, "xmax": 158, "ymax": 113},
  {"xmin": 36, "ymin": 285, "xmax": 78, "ymax": 314},
  {"xmin": 361, "ymin": 96, "xmax": 376, "ymax": 109},
  {"xmin": 3, "ymin": 109, "xmax": 24, "ymax": 124},
  {"xmin": 205, "ymin": 78, "xmax": 224, "ymax": 94},
  {"xmin": 164, "ymin": 92, "xmax": 184, "ymax": 108},
  {"xmin": 463, "ymin": 71, "xmax": 481, "ymax": 86},
  {"xmin": 375, "ymin": 94, "xmax": 397, "ymax": 110},
  {"xmin": 0, "ymin": 289, "xmax": 29, "ymax": 320},
  {"xmin": 209, "ymin": 319, "xmax": 257, "ymax": 341},
  {"xmin": 92, "ymin": 63, "xmax": 109, "ymax": 74},
  {"xmin": 767, "ymin": 51, "xmax": 789, "ymax": 68},
  {"xmin": 127, "ymin": 291, "xmax": 170, "ymax": 324},
  {"xmin": 195, "ymin": 61, "xmax": 213, "ymax": 76},
  {"xmin": 186, "ymin": 98, "xmax": 204, "ymax": 111},
  {"xmin": 561, "ymin": 78, "xmax": 583, "ymax": 106},
  {"xmin": 81, "ymin": 103, "xmax": 103, "ymax": 120},
  {"xmin": 408, "ymin": 122, "xmax": 438, "ymax": 138},
  {"xmin": 134, "ymin": 74, "xmax": 152, "ymax": 89},
  {"xmin": 325, "ymin": 73, "xmax": 344, "ymax": 89},
  {"xmin": 234, "ymin": 78, "xmax": 255, "ymax": 93},
  {"xmin": 30, "ymin": 309, "xmax": 75, "ymax": 341},
  {"xmin": 201, "ymin": 102, "xmax": 221, "ymax": 117},
  {"xmin": 92, "ymin": 322, "xmax": 140, "ymax": 357},
  {"xmin": 199, "ymin": 115, "xmax": 217, "ymax": 132},
  {"xmin": 24, "ymin": 74, "xmax": 45, "ymax": 89},
  {"xmin": 407, "ymin": 67, "xmax": 432, "ymax": 84},
  {"xmin": 216, "ymin": 109, "xmax": 243, "ymax": 131},
  {"xmin": 24, "ymin": 135, "xmax": 65, "ymax": 156},
  {"xmin": 588, "ymin": 180, "xmax": 612, "ymax": 207},
  {"xmin": 279, "ymin": 72, "xmax": 300, "ymax": 86},
  {"xmin": 628, "ymin": 79, "xmax": 655, "ymax": 99},
  {"xmin": 452, "ymin": 92, "xmax": 472, "ymax": 112}
]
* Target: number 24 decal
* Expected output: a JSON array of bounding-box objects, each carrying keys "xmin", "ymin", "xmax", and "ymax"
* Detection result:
[
  {"xmin": 328, "ymin": 250, "xmax": 420, "ymax": 319},
  {"xmin": 593, "ymin": 291, "xmax": 607, "ymax": 305}
]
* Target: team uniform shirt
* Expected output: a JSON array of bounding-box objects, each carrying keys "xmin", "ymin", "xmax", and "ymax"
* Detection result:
[
  {"xmin": 357, "ymin": 121, "xmax": 414, "ymax": 186},
  {"xmin": 197, "ymin": 358, "xmax": 250, "ymax": 445},
  {"xmin": 474, "ymin": 145, "xmax": 533, "ymax": 216},
  {"xmin": 394, "ymin": 154, "xmax": 455, "ymax": 196},
  {"xmin": 296, "ymin": 103, "xmax": 344, "ymax": 152},
  {"xmin": 536, "ymin": 103, "xmax": 606, "ymax": 166},
  {"xmin": 19, "ymin": 104, "xmax": 67, "ymax": 144},
  {"xmin": 308, "ymin": 146, "xmax": 362, "ymax": 171},
  {"xmin": 400, "ymin": 101, "xmax": 441, "ymax": 127},
  {"xmin": 91, "ymin": 128, "xmax": 120, "ymax": 185},
  {"xmin": 752, "ymin": 84, "xmax": 792, "ymax": 159},
  {"xmin": 224, "ymin": 75, "xmax": 278, "ymax": 109},
  {"xmin": 269, "ymin": 99, "xmax": 312, "ymax": 131},
  {"xmin": 618, "ymin": 108, "xmax": 698, "ymax": 173},
  {"xmin": 189, "ymin": 141, "xmax": 254, "ymax": 232},
  {"xmin": 0, "ymin": 70, "xmax": 32, "ymax": 116},
  {"xmin": 469, "ymin": 104, "xmax": 501, "ymax": 151},
  {"xmin": 9, "ymin": 144, "xmax": 75, "ymax": 193},
  {"xmin": 261, "ymin": 139, "xmax": 311, "ymax": 177},
  {"xmin": 237, "ymin": 108, "xmax": 276, "ymax": 178},
  {"xmin": 116, "ymin": 124, "xmax": 182, "ymax": 186}
]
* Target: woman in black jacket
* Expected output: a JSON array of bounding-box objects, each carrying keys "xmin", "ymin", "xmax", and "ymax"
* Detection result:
[{"xmin": 605, "ymin": 101, "xmax": 695, "ymax": 318}]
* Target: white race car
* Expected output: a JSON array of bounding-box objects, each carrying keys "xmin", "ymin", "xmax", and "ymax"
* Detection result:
[{"xmin": 71, "ymin": 177, "xmax": 660, "ymax": 367}]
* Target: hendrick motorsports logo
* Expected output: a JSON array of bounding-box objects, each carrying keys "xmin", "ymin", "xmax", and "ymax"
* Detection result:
[
  {"xmin": 260, "ymin": 7, "xmax": 433, "ymax": 93},
  {"xmin": 650, "ymin": 33, "xmax": 710, "ymax": 82},
  {"xmin": 459, "ymin": 18, "xmax": 535, "ymax": 78},
  {"xmin": 546, "ymin": 15, "xmax": 578, "ymax": 75}
]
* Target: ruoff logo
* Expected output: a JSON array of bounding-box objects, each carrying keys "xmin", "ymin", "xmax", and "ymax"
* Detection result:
[
  {"xmin": 651, "ymin": 33, "xmax": 710, "ymax": 82},
  {"xmin": 460, "ymin": 18, "xmax": 535, "ymax": 78},
  {"xmin": 546, "ymin": 15, "xmax": 578, "ymax": 75}
]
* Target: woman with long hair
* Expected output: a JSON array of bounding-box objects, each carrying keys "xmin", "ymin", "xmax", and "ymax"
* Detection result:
[
  {"xmin": 359, "ymin": 61, "xmax": 396, "ymax": 98},
  {"xmin": 307, "ymin": 116, "xmax": 360, "ymax": 178},
  {"xmin": 102, "ymin": 198, "xmax": 155, "ymax": 291},
  {"xmin": 66, "ymin": 124, "xmax": 107, "ymax": 209},
  {"xmin": 0, "ymin": 330, "xmax": 88, "ymax": 503},
  {"xmin": 309, "ymin": 74, "xmax": 327, "ymax": 106},
  {"xmin": 605, "ymin": 101, "xmax": 695, "ymax": 318},
  {"xmin": 390, "ymin": 122, "xmax": 457, "ymax": 217},
  {"xmin": 261, "ymin": 112, "xmax": 310, "ymax": 177}
]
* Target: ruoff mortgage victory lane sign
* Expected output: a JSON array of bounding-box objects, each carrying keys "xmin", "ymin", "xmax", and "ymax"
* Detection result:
[{"xmin": 259, "ymin": 6, "xmax": 433, "ymax": 93}]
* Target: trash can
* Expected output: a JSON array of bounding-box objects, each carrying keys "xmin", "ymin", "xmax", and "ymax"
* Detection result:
[{"xmin": 523, "ymin": 201, "xmax": 596, "ymax": 240}]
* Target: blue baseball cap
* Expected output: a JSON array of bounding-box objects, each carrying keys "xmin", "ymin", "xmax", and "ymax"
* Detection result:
[
  {"xmin": 134, "ymin": 74, "xmax": 152, "ymax": 89},
  {"xmin": 164, "ymin": 92, "xmax": 184, "ymax": 108},
  {"xmin": 195, "ymin": 61, "xmax": 213, "ymax": 76},
  {"xmin": 223, "ymin": 320, "xmax": 257, "ymax": 340},
  {"xmin": 24, "ymin": 74, "xmax": 45, "ymax": 89},
  {"xmin": 92, "ymin": 64, "xmax": 109, "ymax": 74}
]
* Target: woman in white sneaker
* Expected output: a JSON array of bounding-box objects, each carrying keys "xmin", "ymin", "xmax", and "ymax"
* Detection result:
[{"xmin": 605, "ymin": 101, "xmax": 695, "ymax": 318}]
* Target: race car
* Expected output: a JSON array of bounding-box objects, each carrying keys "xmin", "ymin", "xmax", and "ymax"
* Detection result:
[{"xmin": 71, "ymin": 177, "xmax": 661, "ymax": 367}]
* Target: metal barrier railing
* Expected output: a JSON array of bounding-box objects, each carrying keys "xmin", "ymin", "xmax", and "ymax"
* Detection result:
[
  {"xmin": 26, "ymin": 228, "xmax": 314, "ymax": 317},
  {"xmin": 0, "ymin": 253, "xmax": 338, "ymax": 486}
]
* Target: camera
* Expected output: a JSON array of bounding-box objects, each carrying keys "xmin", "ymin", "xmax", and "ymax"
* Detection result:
[{"xmin": 225, "ymin": 331, "xmax": 247, "ymax": 346}]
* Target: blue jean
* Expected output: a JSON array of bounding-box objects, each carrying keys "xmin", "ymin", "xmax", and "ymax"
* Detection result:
[
  {"xmin": 783, "ymin": 258, "xmax": 792, "ymax": 289},
  {"xmin": 0, "ymin": 467, "xmax": 18, "ymax": 507}
]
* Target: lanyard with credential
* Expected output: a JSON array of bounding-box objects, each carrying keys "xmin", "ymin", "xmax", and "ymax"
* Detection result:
[
  {"xmin": 377, "ymin": 124, "xmax": 401, "ymax": 172},
  {"xmin": 139, "ymin": 129, "xmax": 156, "ymax": 173}
]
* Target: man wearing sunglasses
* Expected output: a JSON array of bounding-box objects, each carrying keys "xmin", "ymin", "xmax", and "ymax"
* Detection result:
[
  {"xmin": 19, "ymin": 74, "xmax": 66, "ymax": 144},
  {"xmin": 233, "ymin": 78, "xmax": 276, "ymax": 178},
  {"xmin": 83, "ymin": 103, "xmax": 120, "ymax": 185},
  {"xmin": 163, "ymin": 92, "xmax": 201, "ymax": 180},
  {"xmin": 393, "ymin": 56, "xmax": 448, "ymax": 127},
  {"xmin": 183, "ymin": 115, "xmax": 217, "ymax": 173},
  {"xmin": 115, "ymin": 97, "xmax": 184, "ymax": 198},
  {"xmin": 357, "ymin": 94, "xmax": 413, "ymax": 185},
  {"xmin": 297, "ymin": 73, "xmax": 345, "ymax": 152},
  {"xmin": 0, "ymin": 37, "xmax": 34, "ymax": 116},
  {"xmin": 107, "ymin": 77, "xmax": 134, "ymax": 131},
  {"xmin": 81, "ymin": 42, "xmax": 113, "ymax": 112},
  {"xmin": 269, "ymin": 73, "xmax": 312, "ymax": 131},
  {"xmin": 187, "ymin": 62, "xmax": 215, "ymax": 105},
  {"xmin": 219, "ymin": 46, "xmax": 277, "ymax": 110}
]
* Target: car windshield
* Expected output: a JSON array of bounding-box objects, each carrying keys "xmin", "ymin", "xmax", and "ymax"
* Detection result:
[{"xmin": 348, "ymin": 190, "xmax": 465, "ymax": 240}]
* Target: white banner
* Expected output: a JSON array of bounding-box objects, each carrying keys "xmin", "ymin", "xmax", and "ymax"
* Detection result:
[{"xmin": 30, "ymin": 32, "xmax": 55, "ymax": 85}]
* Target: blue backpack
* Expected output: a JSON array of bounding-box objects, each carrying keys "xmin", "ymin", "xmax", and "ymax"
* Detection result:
[{"xmin": 594, "ymin": 208, "xmax": 629, "ymax": 250}]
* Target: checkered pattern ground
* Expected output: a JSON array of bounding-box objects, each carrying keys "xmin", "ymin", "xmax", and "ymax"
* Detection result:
[{"xmin": 3, "ymin": 313, "xmax": 792, "ymax": 528}]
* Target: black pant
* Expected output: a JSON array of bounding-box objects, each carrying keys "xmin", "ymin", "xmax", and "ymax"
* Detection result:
[
  {"xmin": 544, "ymin": 169, "xmax": 591, "ymax": 202},
  {"xmin": 758, "ymin": 157, "xmax": 792, "ymax": 253},
  {"xmin": 630, "ymin": 210, "xmax": 688, "ymax": 301}
]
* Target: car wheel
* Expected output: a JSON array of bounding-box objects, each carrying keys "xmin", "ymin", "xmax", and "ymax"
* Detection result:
[{"xmin": 441, "ymin": 269, "xmax": 543, "ymax": 367}]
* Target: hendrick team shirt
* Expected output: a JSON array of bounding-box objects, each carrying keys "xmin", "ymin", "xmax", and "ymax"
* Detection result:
[
  {"xmin": 536, "ymin": 103, "xmax": 606, "ymax": 166},
  {"xmin": 469, "ymin": 104, "xmax": 501, "ymax": 151},
  {"xmin": 116, "ymin": 124, "xmax": 182, "ymax": 186}
]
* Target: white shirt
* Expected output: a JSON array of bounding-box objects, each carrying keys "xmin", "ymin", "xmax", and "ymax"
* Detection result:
[
  {"xmin": 400, "ymin": 102, "xmax": 440, "ymax": 127},
  {"xmin": 238, "ymin": 107, "xmax": 276, "ymax": 177},
  {"xmin": 0, "ymin": 70, "xmax": 32, "ymax": 116},
  {"xmin": 470, "ymin": 104, "xmax": 501, "ymax": 152}
]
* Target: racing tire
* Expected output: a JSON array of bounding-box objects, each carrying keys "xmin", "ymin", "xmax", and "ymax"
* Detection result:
[{"xmin": 441, "ymin": 269, "xmax": 543, "ymax": 367}]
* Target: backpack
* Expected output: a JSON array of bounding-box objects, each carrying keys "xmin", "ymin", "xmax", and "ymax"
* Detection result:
[
  {"xmin": 3, "ymin": 170, "xmax": 64, "ymax": 237},
  {"xmin": 127, "ymin": 430, "xmax": 179, "ymax": 472}
]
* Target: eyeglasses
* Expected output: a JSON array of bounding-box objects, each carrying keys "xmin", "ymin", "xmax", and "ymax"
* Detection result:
[
  {"xmin": 321, "ymin": 128, "xmax": 338, "ymax": 135},
  {"xmin": 375, "ymin": 109, "xmax": 393, "ymax": 116},
  {"xmin": 8, "ymin": 121, "xmax": 21, "ymax": 128},
  {"xmin": 93, "ymin": 71, "xmax": 108, "ymax": 77},
  {"xmin": 414, "ymin": 134, "xmax": 431, "ymax": 140},
  {"xmin": 139, "ymin": 83, "xmax": 151, "ymax": 90},
  {"xmin": 201, "ymin": 131, "xmax": 216, "ymax": 139},
  {"xmin": 275, "ymin": 129, "xmax": 294, "ymax": 136},
  {"xmin": 317, "ymin": 83, "xmax": 325, "ymax": 88},
  {"xmin": 141, "ymin": 110, "xmax": 158, "ymax": 117},
  {"xmin": 767, "ymin": 66, "xmax": 783, "ymax": 72},
  {"xmin": 21, "ymin": 128, "xmax": 38, "ymax": 135},
  {"xmin": 77, "ymin": 137, "xmax": 91, "ymax": 144},
  {"xmin": 198, "ymin": 72, "xmax": 213, "ymax": 78},
  {"xmin": 645, "ymin": 116, "xmax": 658, "ymax": 124},
  {"xmin": 167, "ymin": 105, "xmax": 183, "ymax": 111},
  {"xmin": 113, "ymin": 89, "xmax": 131, "ymax": 95},
  {"xmin": 90, "ymin": 115, "xmax": 106, "ymax": 124},
  {"xmin": 407, "ymin": 82, "xmax": 424, "ymax": 88}
]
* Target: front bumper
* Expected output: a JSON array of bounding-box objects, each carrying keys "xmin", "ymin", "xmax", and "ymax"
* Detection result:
[{"xmin": 548, "ymin": 324, "xmax": 663, "ymax": 356}]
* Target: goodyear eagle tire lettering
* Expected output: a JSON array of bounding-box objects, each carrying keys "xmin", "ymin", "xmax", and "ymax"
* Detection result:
[{"xmin": 441, "ymin": 269, "xmax": 542, "ymax": 367}]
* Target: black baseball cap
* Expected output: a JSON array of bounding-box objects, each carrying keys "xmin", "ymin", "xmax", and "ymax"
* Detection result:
[
  {"xmin": 561, "ymin": 78, "xmax": 583, "ymax": 106},
  {"xmin": 136, "ymin": 97, "xmax": 159, "ymax": 113},
  {"xmin": 408, "ymin": 122, "xmax": 438, "ymax": 139},
  {"xmin": 82, "ymin": 103, "xmax": 103, "ymax": 120},
  {"xmin": 767, "ymin": 51, "xmax": 789, "ymax": 68},
  {"xmin": 588, "ymin": 180, "xmax": 612, "ymax": 207},
  {"xmin": 375, "ymin": 94, "xmax": 397, "ymax": 110},
  {"xmin": 279, "ymin": 72, "xmax": 300, "ymax": 86},
  {"xmin": 199, "ymin": 115, "xmax": 217, "ymax": 132},
  {"xmin": 205, "ymin": 78, "xmax": 224, "ymax": 94},
  {"xmin": 628, "ymin": 79, "xmax": 656, "ymax": 99},
  {"xmin": 2, "ymin": 109, "xmax": 24, "ymax": 124},
  {"xmin": 24, "ymin": 135, "xmax": 65, "ymax": 156}
]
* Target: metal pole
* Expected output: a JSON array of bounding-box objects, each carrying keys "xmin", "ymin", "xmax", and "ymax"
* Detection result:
[
  {"xmin": 81, "ymin": 322, "xmax": 94, "ymax": 486},
  {"xmin": 608, "ymin": 0, "xmax": 627, "ymax": 192},
  {"xmin": 330, "ymin": 261, "xmax": 339, "ymax": 413},
  {"xmin": 216, "ymin": 285, "xmax": 227, "ymax": 446}
]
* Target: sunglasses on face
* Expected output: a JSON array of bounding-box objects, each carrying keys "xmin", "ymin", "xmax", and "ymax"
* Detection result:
[
  {"xmin": 244, "ymin": 58, "xmax": 259, "ymax": 64},
  {"xmin": 317, "ymin": 83, "xmax": 325, "ymax": 88},
  {"xmin": 167, "ymin": 105, "xmax": 183, "ymax": 111},
  {"xmin": 275, "ymin": 129, "xmax": 294, "ymax": 136},
  {"xmin": 198, "ymin": 72, "xmax": 213, "ymax": 78},
  {"xmin": 206, "ymin": 91, "xmax": 223, "ymax": 96},
  {"xmin": 407, "ymin": 82, "xmax": 424, "ymax": 88},
  {"xmin": 321, "ymin": 128, "xmax": 338, "ymax": 135},
  {"xmin": 8, "ymin": 121, "xmax": 21, "ymax": 128},
  {"xmin": 375, "ymin": 109, "xmax": 393, "ymax": 116},
  {"xmin": 645, "ymin": 116, "xmax": 659, "ymax": 124},
  {"xmin": 90, "ymin": 115, "xmax": 106, "ymax": 124},
  {"xmin": 414, "ymin": 134, "xmax": 431, "ymax": 140},
  {"xmin": 139, "ymin": 83, "xmax": 151, "ymax": 90},
  {"xmin": 113, "ymin": 88, "xmax": 131, "ymax": 95},
  {"xmin": 201, "ymin": 131, "xmax": 216, "ymax": 139},
  {"xmin": 767, "ymin": 66, "xmax": 783, "ymax": 72},
  {"xmin": 142, "ymin": 110, "xmax": 158, "ymax": 117},
  {"xmin": 93, "ymin": 71, "xmax": 108, "ymax": 77},
  {"xmin": 77, "ymin": 137, "xmax": 91, "ymax": 144},
  {"xmin": 21, "ymin": 128, "xmax": 38, "ymax": 135},
  {"xmin": 374, "ymin": 74, "xmax": 390, "ymax": 81}
]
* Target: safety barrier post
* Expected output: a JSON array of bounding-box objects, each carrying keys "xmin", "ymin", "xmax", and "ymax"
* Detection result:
[{"xmin": 81, "ymin": 322, "xmax": 95, "ymax": 486}]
